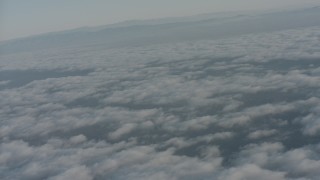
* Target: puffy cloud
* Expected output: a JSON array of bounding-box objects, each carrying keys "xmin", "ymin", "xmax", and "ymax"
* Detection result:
[
  {"xmin": 248, "ymin": 129, "xmax": 277, "ymax": 139},
  {"xmin": 108, "ymin": 123, "xmax": 138, "ymax": 140},
  {"xmin": 69, "ymin": 134, "xmax": 87, "ymax": 144},
  {"xmin": 298, "ymin": 105, "xmax": 320, "ymax": 136},
  {"xmin": 235, "ymin": 142, "xmax": 320, "ymax": 179},
  {"xmin": 1, "ymin": 19, "xmax": 320, "ymax": 180},
  {"xmin": 51, "ymin": 166, "xmax": 93, "ymax": 180},
  {"xmin": 219, "ymin": 164, "xmax": 286, "ymax": 180}
]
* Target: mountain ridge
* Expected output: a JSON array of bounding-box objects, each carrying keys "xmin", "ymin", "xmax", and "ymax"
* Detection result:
[{"xmin": 1, "ymin": 6, "xmax": 320, "ymax": 54}]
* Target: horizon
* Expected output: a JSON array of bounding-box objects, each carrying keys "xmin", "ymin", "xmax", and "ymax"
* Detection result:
[{"xmin": 1, "ymin": 0, "xmax": 320, "ymax": 41}]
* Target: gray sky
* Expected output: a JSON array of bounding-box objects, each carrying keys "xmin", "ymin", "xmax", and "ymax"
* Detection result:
[{"xmin": 0, "ymin": 0, "xmax": 319, "ymax": 41}]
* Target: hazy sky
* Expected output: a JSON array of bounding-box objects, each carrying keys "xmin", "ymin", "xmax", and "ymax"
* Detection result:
[{"xmin": 0, "ymin": 0, "xmax": 319, "ymax": 41}]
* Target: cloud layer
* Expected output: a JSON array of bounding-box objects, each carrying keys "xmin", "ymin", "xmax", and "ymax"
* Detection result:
[{"xmin": 1, "ymin": 26, "xmax": 320, "ymax": 179}]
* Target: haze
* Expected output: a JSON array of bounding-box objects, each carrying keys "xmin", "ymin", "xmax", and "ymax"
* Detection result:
[
  {"xmin": 0, "ymin": 0, "xmax": 320, "ymax": 41},
  {"xmin": 1, "ymin": 1, "xmax": 320, "ymax": 180}
]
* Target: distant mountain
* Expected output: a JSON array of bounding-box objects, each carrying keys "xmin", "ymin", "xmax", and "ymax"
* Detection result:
[{"xmin": 1, "ymin": 6, "xmax": 320, "ymax": 54}]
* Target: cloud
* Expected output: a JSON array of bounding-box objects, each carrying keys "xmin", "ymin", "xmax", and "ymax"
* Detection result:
[
  {"xmin": 298, "ymin": 105, "xmax": 320, "ymax": 136},
  {"xmin": 248, "ymin": 129, "xmax": 277, "ymax": 139},
  {"xmin": 219, "ymin": 164, "xmax": 286, "ymax": 180},
  {"xmin": 108, "ymin": 123, "xmax": 138, "ymax": 140},
  {"xmin": 235, "ymin": 142, "xmax": 320, "ymax": 179},
  {"xmin": 69, "ymin": 134, "xmax": 87, "ymax": 144},
  {"xmin": 51, "ymin": 166, "xmax": 93, "ymax": 180},
  {"xmin": 1, "ymin": 24, "xmax": 320, "ymax": 179}
]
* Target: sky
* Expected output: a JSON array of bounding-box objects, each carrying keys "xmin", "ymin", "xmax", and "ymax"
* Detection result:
[
  {"xmin": 0, "ymin": 0, "xmax": 320, "ymax": 41},
  {"xmin": 1, "ymin": 1, "xmax": 320, "ymax": 179}
]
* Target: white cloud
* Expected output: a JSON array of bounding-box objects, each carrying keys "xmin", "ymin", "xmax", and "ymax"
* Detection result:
[
  {"xmin": 69, "ymin": 134, "xmax": 87, "ymax": 145},
  {"xmin": 235, "ymin": 142, "xmax": 320, "ymax": 179},
  {"xmin": 219, "ymin": 164, "xmax": 286, "ymax": 180},
  {"xmin": 248, "ymin": 129, "xmax": 277, "ymax": 139},
  {"xmin": 1, "ymin": 23, "xmax": 320, "ymax": 180},
  {"xmin": 299, "ymin": 105, "xmax": 320, "ymax": 136},
  {"xmin": 109, "ymin": 123, "xmax": 138, "ymax": 140},
  {"xmin": 51, "ymin": 166, "xmax": 93, "ymax": 180}
]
